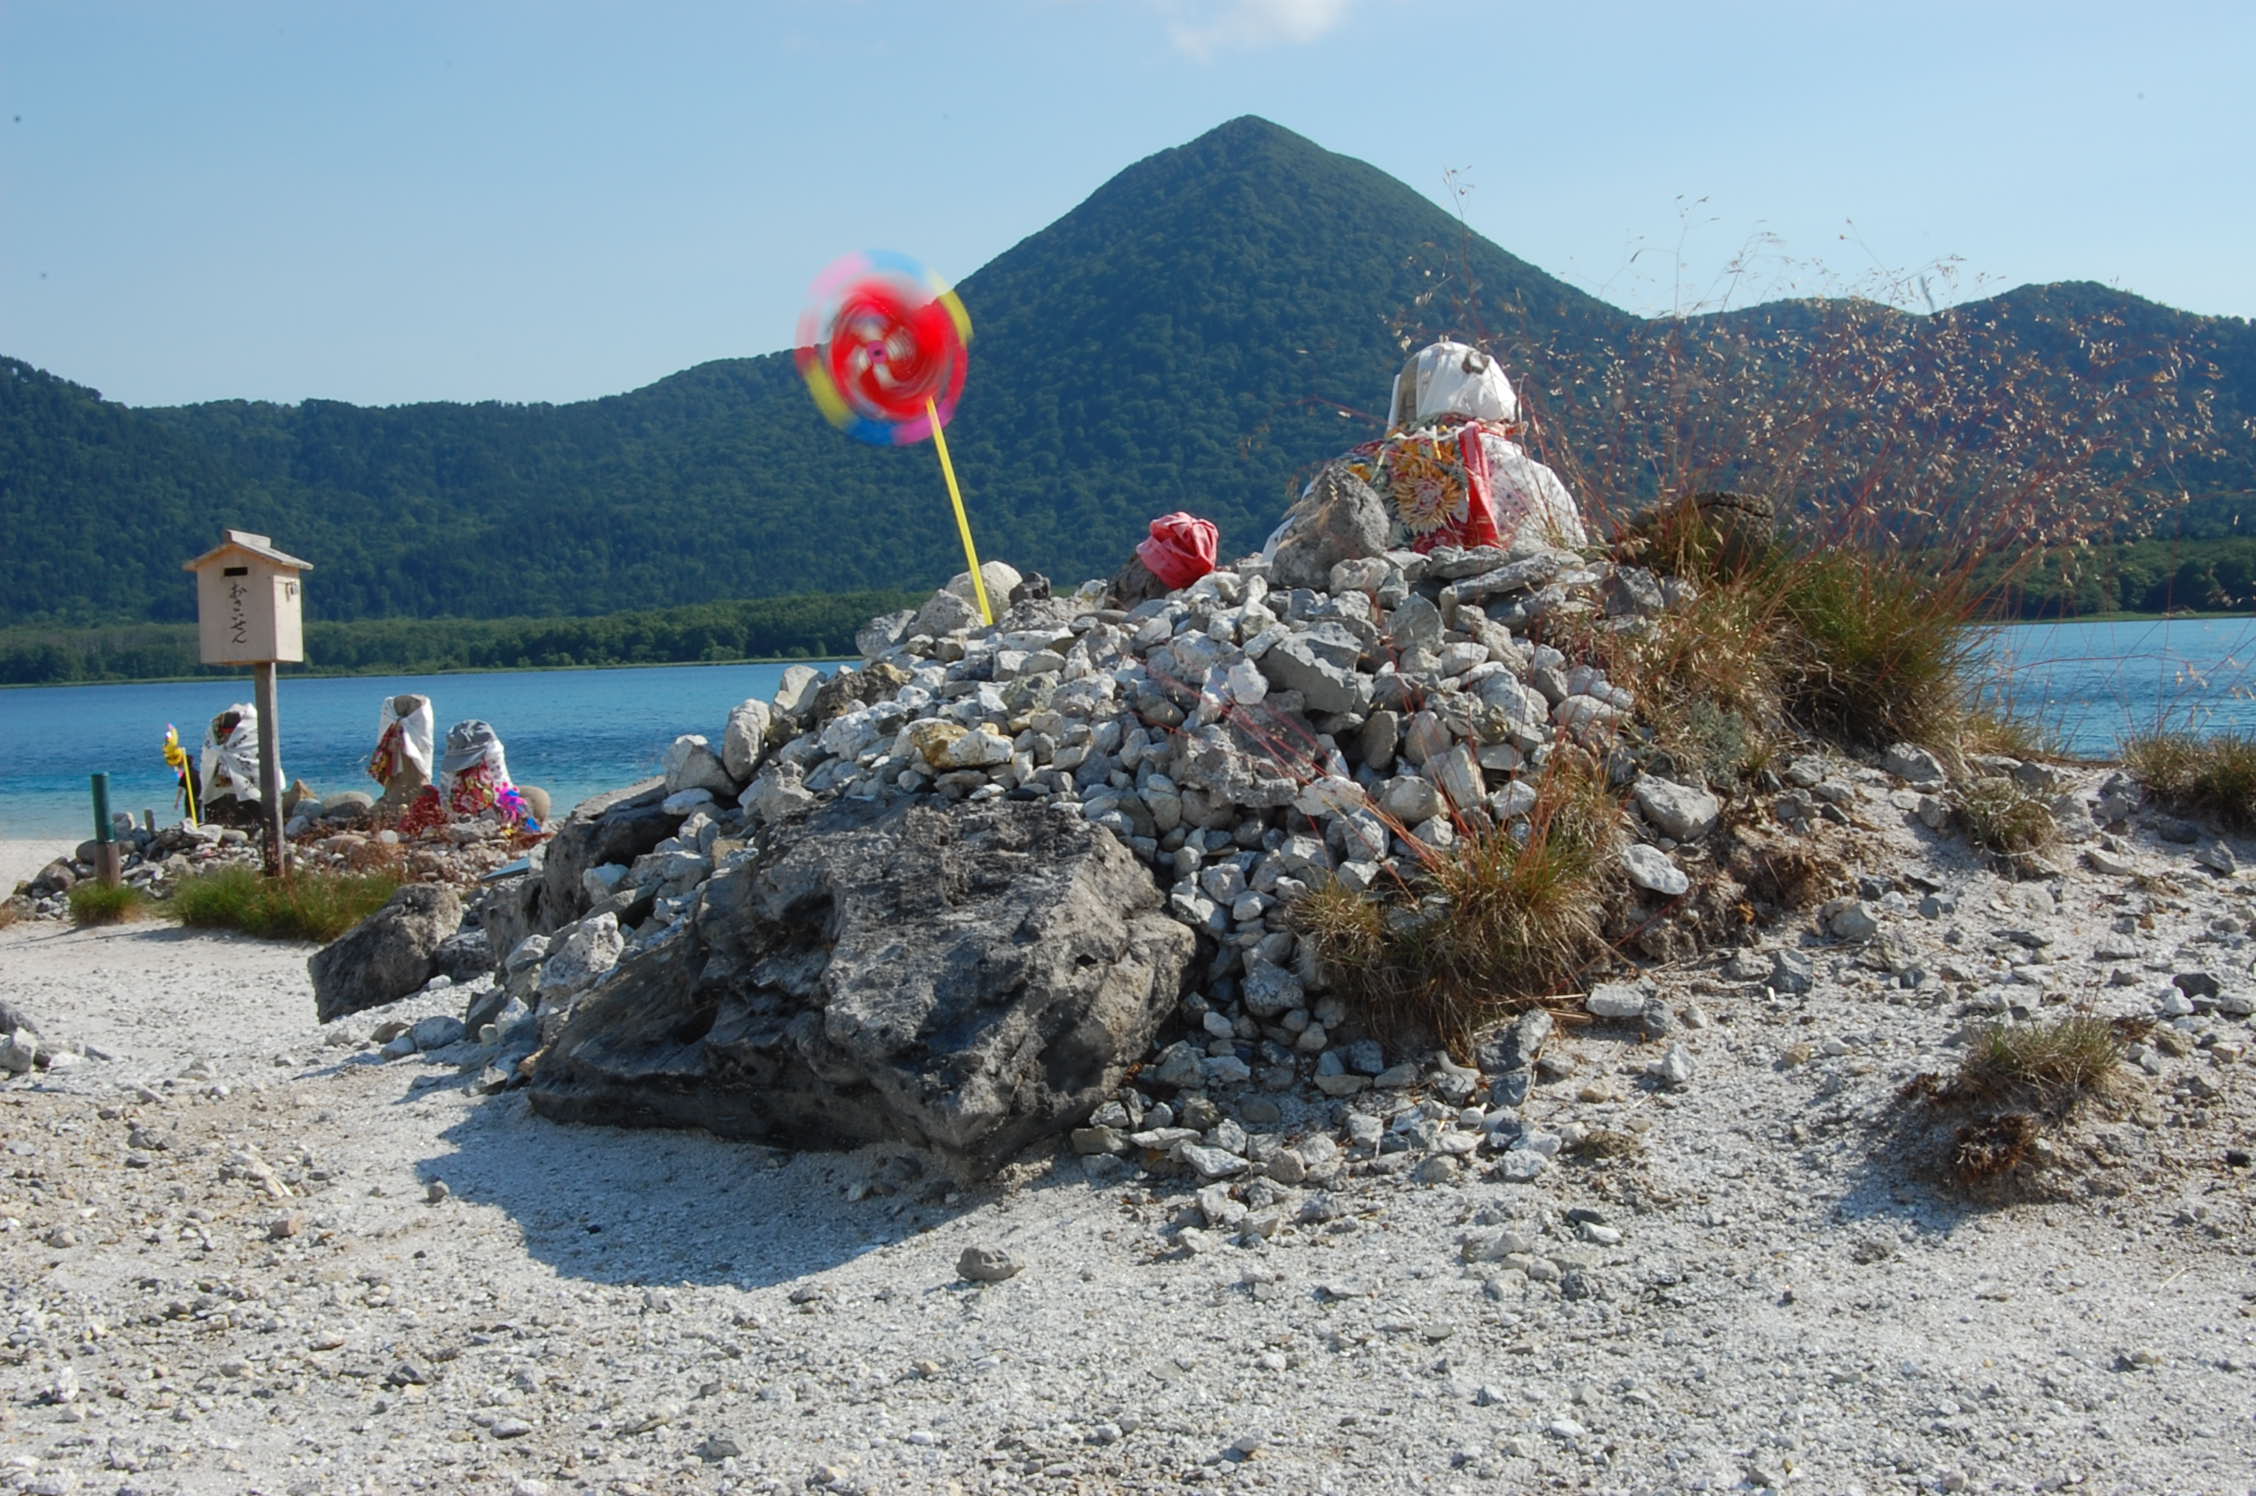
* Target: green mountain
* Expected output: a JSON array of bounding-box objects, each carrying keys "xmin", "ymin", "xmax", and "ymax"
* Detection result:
[{"xmin": 4, "ymin": 116, "xmax": 2252, "ymax": 633}]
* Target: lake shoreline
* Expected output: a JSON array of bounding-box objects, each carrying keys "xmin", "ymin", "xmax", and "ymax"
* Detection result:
[
  {"xmin": 15, "ymin": 611, "xmax": 2256, "ymax": 690},
  {"xmin": 0, "ymin": 653, "xmax": 844, "ymax": 692},
  {"xmin": 1991, "ymin": 608, "xmax": 2256, "ymax": 626},
  {"xmin": 0, "ymin": 660, "xmax": 848, "ymax": 841}
]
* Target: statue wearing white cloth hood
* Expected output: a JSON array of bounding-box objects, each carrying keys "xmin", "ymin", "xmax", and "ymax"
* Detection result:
[
  {"xmin": 1310, "ymin": 340, "xmax": 1587, "ymax": 555},
  {"xmin": 368, "ymin": 693, "xmax": 437, "ymax": 817},
  {"xmin": 199, "ymin": 704, "xmax": 266, "ymax": 806}
]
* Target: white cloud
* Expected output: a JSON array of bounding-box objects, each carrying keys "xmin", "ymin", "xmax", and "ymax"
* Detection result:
[{"xmin": 1160, "ymin": 0, "xmax": 1354, "ymax": 62}]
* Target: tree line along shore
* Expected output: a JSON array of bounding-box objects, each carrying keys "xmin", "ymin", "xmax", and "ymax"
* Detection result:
[
  {"xmin": 14, "ymin": 531, "xmax": 2256, "ymax": 687},
  {"xmin": 0, "ymin": 588, "xmax": 920, "ymax": 686}
]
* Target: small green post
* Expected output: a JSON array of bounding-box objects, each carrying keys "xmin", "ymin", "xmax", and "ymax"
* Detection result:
[{"xmin": 90, "ymin": 772, "xmax": 123, "ymax": 889}]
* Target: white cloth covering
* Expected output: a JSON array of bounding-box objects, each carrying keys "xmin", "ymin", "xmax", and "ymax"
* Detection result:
[
  {"xmin": 1479, "ymin": 434, "xmax": 1588, "ymax": 549},
  {"xmin": 199, "ymin": 703, "xmax": 267, "ymax": 804},
  {"xmin": 375, "ymin": 693, "xmax": 436, "ymax": 780},
  {"xmin": 1265, "ymin": 342, "xmax": 1587, "ymax": 555},
  {"xmin": 1388, "ymin": 340, "xmax": 1521, "ymax": 429}
]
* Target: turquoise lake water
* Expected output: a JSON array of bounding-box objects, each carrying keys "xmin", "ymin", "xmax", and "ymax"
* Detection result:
[
  {"xmin": 0, "ymin": 661, "xmax": 844, "ymax": 841},
  {"xmin": 1975, "ymin": 615, "xmax": 2256, "ymax": 753},
  {"xmin": 6, "ymin": 616, "xmax": 2256, "ymax": 841}
]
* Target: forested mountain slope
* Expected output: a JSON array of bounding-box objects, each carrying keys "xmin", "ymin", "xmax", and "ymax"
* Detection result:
[{"xmin": 4, "ymin": 116, "xmax": 2249, "ymax": 629}]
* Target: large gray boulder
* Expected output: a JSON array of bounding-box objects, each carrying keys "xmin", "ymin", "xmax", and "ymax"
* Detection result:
[
  {"xmin": 528, "ymin": 796, "xmax": 1196, "ymax": 1179},
  {"xmin": 661, "ymin": 735, "xmax": 736, "ymax": 799},
  {"xmin": 722, "ymin": 699, "xmax": 777, "ymax": 782},
  {"xmin": 523, "ymin": 778, "xmax": 677, "ymax": 940},
  {"xmin": 1266, "ymin": 463, "xmax": 1389, "ymax": 590},
  {"xmin": 309, "ymin": 884, "xmax": 464, "ymax": 1022}
]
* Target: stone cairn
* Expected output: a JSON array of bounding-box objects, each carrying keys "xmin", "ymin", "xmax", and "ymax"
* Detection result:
[
  {"xmin": 480, "ymin": 475, "xmax": 1737, "ymax": 1195},
  {"xmin": 6, "ymin": 798, "xmax": 531, "ymax": 928}
]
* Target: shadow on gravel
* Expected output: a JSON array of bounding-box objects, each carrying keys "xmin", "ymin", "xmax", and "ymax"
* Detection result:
[
  {"xmin": 6, "ymin": 921, "xmax": 285, "ymax": 950},
  {"xmin": 408, "ymin": 1087, "xmax": 1058, "ymax": 1289},
  {"xmin": 1827, "ymin": 1099, "xmax": 1996, "ymax": 1239}
]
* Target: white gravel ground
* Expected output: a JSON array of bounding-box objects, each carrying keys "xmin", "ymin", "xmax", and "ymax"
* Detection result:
[
  {"xmin": 2, "ymin": 840, "xmax": 80, "ymax": 900},
  {"xmin": 2, "ymin": 766, "xmax": 2254, "ymax": 1495}
]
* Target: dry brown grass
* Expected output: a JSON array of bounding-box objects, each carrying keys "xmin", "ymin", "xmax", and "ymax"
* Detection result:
[
  {"xmin": 1948, "ymin": 1111, "xmax": 2041, "ymax": 1186},
  {"xmin": 1576, "ymin": 559, "xmax": 1791, "ymax": 786},
  {"xmin": 1962, "ymin": 705, "xmax": 2067, "ymax": 762},
  {"xmin": 1724, "ymin": 829, "xmax": 1849, "ymax": 912},
  {"xmin": 1295, "ymin": 752, "xmax": 1621, "ymax": 1057},
  {"xmin": 1575, "ymin": 525, "xmax": 1992, "ymax": 798},
  {"xmin": 2123, "ymin": 729, "xmax": 2256, "ymax": 832},
  {"xmin": 1950, "ymin": 1015, "xmax": 2134, "ymax": 1113},
  {"xmin": 1509, "ymin": 249, "xmax": 2192, "ymax": 780},
  {"xmin": 1956, "ymin": 776, "xmax": 2060, "ymax": 856},
  {"xmin": 1563, "ymin": 1127, "xmax": 1644, "ymax": 1161}
]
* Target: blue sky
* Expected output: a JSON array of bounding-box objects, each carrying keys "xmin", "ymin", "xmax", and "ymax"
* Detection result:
[{"xmin": 3, "ymin": 0, "xmax": 2247, "ymax": 408}]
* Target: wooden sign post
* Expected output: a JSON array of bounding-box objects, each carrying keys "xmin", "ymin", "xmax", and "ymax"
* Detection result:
[{"xmin": 183, "ymin": 529, "xmax": 312, "ymax": 876}]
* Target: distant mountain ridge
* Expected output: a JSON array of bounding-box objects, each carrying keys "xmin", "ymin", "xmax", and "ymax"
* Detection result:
[{"xmin": 4, "ymin": 116, "xmax": 2251, "ymax": 629}]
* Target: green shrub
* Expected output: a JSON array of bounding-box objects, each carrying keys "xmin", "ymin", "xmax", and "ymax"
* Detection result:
[
  {"xmin": 2123, "ymin": 728, "xmax": 2256, "ymax": 831},
  {"xmin": 67, "ymin": 880, "xmax": 156, "ymax": 927},
  {"xmin": 1295, "ymin": 755, "xmax": 1620, "ymax": 1056},
  {"xmin": 170, "ymin": 865, "xmax": 401, "ymax": 943}
]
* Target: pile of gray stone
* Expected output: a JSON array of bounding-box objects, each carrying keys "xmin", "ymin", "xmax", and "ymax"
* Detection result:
[
  {"xmin": 6, "ymin": 820, "xmax": 258, "ymax": 920},
  {"xmin": 7, "ymin": 784, "xmax": 538, "ymax": 927},
  {"xmin": 0, "ymin": 998, "xmax": 79, "ymax": 1080},
  {"xmin": 467, "ymin": 474, "xmax": 1741, "ymax": 1181}
]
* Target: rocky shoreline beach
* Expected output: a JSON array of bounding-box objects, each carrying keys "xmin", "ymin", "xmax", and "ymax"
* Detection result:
[{"xmin": 6, "ymin": 515, "xmax": 2254, "ymax": 1493}]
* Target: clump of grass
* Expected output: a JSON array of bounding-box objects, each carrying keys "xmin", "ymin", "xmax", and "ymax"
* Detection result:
[
  {"xmin": 2122, "ymin": 728, "xmax": 2256, "ymax": 832},
  {"xmin": 67, "ymin": 881, "xmax": 156, "ymax": 927},
  {"xmin": 1582, "ymin": 528, "xmax": 1985, "ymax": 792},
  {"xmin": 1725, "ymin": 830, "xmax": 1847, "ymax": 912},
  {"xmin": 1906, "ymin": 1013, "xmax": 2139, "ymax": 1189},
  {"xmin": 1962, "ymin": 704, "xmax": 2065, "ymax": 762},
  {"xmin": 1295, "ymin": 754, "xmax": 1620, "ymax": 1056},
  {"xmin": 1774, "ymin": 547, "xmax": 1977, "ymax": 751},
  {"xmin": 1956, "ymin": 776, "xmax": 2059, "ymax": 856},
  {"xmin": 1590, "ymin": 561, "xmax": 1793, "ymax": 785},
  {"xmin": 1948, "ymin": 1111, "xmax": 2040, "ymax": 1186},
  {"xmin": 170, "ymin": 865, "xmax": 402, "ymax": 943},
  {"xmin": 1952, "ymin": 1015, "xmax": 2132, "ymax": 1112},
  {"xmin": 1563, "ymin": 1127, "xmax": 1643, "ymax": 1162},
  {"xmin": 1673, "ymin": 700, "xmax": 1767, "ymax": 787}
]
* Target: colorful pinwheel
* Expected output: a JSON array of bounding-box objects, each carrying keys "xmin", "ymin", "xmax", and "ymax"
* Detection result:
[{"xmin": 795, "ymin": 251, "xmax": 993, "ymax": 623}]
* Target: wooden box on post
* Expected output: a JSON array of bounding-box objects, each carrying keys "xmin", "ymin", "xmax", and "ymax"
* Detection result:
[
  {"xmin": 184, "ymin": 529, "xmax": 311, "ymax": 666},
  {"xmin": 183, "ymin": 530, "xmax": 312, "ymax": 874}
]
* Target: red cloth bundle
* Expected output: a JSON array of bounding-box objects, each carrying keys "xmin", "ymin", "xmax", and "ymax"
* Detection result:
[{"xmin": 1136, "ymin": 512, "xmax": 1219, "ymax": 589}]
